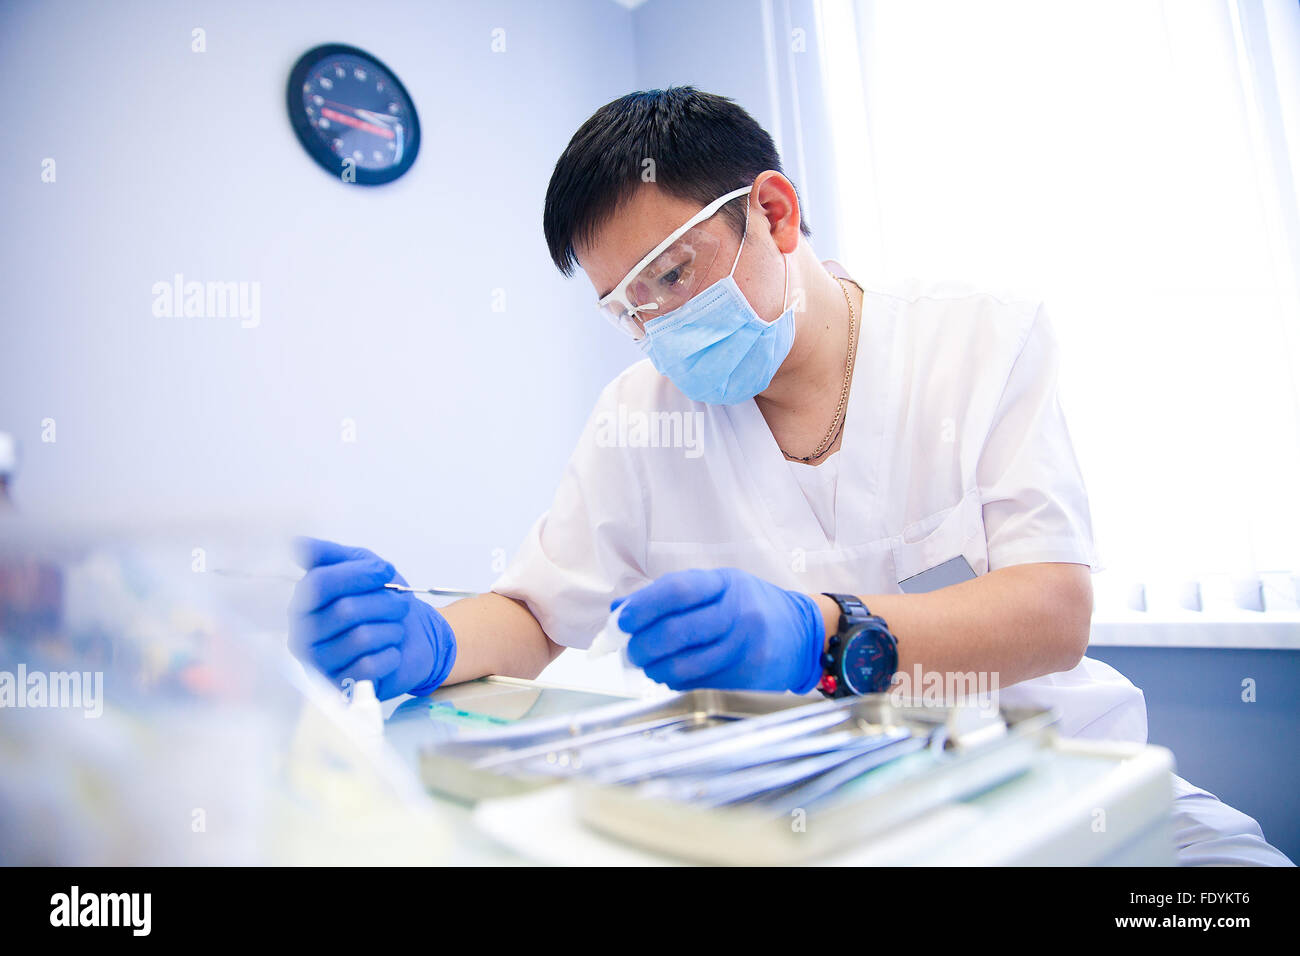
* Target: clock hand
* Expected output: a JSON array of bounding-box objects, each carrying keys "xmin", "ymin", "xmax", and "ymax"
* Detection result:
[
  {"xmin": 320, "ymin": 99, "xmax": 399, "ymax": 123},
  {"xmin": 319, "ymin": 107, "xmax": 395, "ymax": 139},
  {"xmin": 320, "ymin": 100, "xmax": 402, "ymax": 135},
  {"xmin": 353, "ymin": 107, "xmax": 398, "ymax": 126}
]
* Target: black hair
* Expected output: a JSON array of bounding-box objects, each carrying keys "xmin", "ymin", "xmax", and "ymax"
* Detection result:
[{"xmin": 543, "ymin": 86, "xmax": 811, "ymax": 277}]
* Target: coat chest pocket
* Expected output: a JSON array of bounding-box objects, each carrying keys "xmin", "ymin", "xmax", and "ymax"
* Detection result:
[{"xmin": 890, "ymin": 490, "xmax": 989, "ymax": 589}]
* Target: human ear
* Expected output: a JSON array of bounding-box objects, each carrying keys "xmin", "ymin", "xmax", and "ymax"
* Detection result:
[{"xmin": 751, "ymin": 171, "xmax": 801, "ymax": 255}]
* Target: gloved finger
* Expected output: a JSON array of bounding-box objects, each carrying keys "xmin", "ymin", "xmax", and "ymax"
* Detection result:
[
  {"xmin": 642, "ymin": 636, "xmax": 744, "ymax": 689},
  {"xmin": 617, "ymin": 568, "xmax": 729, "ymax": 634},
  {"xmin": 332, "ymin": 646, "xmax": 403, "ymax": 686},
  {"xmin": 312, "ymin": 622, "xmax": 406, "ymax": 673},
  {"xmin": 626, "ymin": 601, "xmax": 731, "ymax": 668},
  {"xmin": 290, "ymin": 556, "xmax": 395, "ymax": 615},
  {"xmin": 293, "ymin": 536, "xmax": 381, "ymax": 570},
  {"xmin": 305, "ymin": 590, "xmax": 411, "ymax": 645}
]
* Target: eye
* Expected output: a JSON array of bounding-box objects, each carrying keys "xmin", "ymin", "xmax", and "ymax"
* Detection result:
[{"xmin": 653, "ymin": 252, "xmax": 694, "ymax": 288}]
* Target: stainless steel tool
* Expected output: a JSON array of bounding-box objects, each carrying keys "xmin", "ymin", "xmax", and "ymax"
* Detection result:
[
  {"xmin": 210, "ymin": 568, "xmax": 478, "ymax": 598},
  {"xmin": 574, "ymin": 699, "xmax": 1057, "ymax": 865},
  {"xmin": 420, "ymin": 689, "xmax": 813, "ymax": 801},
  {"xmin": 417, "ymin": 683, "xmax": 1059, "ymax": 863}
]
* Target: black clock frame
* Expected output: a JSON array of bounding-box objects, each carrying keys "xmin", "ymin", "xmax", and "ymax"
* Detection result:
[{"xmin": 286, "ymin": 43, "xmax": 421, "ymax": 186}]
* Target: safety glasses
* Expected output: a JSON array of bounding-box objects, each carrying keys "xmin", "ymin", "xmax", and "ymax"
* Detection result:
[{"xmin": 596, "ymin": 185, "xmax": 752, "ymax": 341}]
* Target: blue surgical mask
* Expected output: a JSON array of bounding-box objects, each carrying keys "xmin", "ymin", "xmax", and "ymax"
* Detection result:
[{"xmin": 636, "ymin": 222, "xmax": 795, "ymax": 406}]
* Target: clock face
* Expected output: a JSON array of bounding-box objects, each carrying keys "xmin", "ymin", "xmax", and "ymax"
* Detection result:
[{"xmin": 287, "ymin": 44, "xmax": 420, "ymax": 185}]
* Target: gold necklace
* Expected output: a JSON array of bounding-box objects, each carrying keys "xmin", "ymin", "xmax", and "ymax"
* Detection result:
[{"xmin": 781, "ymin": 276, "xmax": 859, "ymax": 464}]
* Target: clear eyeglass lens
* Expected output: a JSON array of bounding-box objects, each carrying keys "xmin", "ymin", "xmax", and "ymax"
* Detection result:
[
  {"xmin": 618, "ymin": 312, "xmax": 644, "ymax": 341},
  {"xmin": 598, "ymin": 225, "xmax": 725, "ymax": 341},
  {"xmin": 628, "ymin": 227, "xmax": 721, "ymax": 317},
  {"xmin": 600, "ymin": 300, "xmax": 645, "ymax": 340}
]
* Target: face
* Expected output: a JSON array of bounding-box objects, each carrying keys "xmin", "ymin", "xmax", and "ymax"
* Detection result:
[{"xmin": 578, "ymin": 175, "xmax": 796, "ymax": 338}]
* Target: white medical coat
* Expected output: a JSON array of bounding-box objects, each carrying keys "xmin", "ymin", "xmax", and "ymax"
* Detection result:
[{"xmin": 493, "ymin": 265, "xmax": 1149, "ymax": 744}]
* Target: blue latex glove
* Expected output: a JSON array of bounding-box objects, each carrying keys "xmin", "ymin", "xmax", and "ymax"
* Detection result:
[
  {"xmin": 289, "ymin": 537, "xmax": 457, "ymax": 700},
  {"xmin": 615, "ymin": 568, "xmax": 825, "ymax": 693}
]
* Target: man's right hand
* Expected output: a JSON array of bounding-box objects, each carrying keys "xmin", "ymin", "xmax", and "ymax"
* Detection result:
[{"xmin": 288, "ymin": 537, "xmax": 457, "ymax": 700}]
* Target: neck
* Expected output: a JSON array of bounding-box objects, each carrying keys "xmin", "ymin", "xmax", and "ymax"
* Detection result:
[{"xmin": 757, "ymin": 245, "xmax": 858, "ymax": 415}]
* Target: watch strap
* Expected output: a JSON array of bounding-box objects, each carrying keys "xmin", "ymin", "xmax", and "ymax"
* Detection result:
[
  {"xmin": 822, "ymin": 592, "xmax": 873, "ymax": 630},
  {"xmin": 817, "ymin": 592, "xmax": 895, "ymax": 698}
]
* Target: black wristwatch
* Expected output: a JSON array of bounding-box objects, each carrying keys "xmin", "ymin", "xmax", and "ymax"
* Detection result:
[{"xmin": 817, "ymin": 593, "xmax": 899, "ymax": 697}]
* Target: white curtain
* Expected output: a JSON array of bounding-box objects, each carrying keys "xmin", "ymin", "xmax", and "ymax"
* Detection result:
[{"xmin": 814, "ymin": 0, "xmax": 1300, "ymax": 591}]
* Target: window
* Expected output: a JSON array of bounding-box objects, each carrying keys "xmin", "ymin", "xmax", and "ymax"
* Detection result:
[{"xmin": 817, "ymin": 0, "xmax": 1300, "ymax": 589}]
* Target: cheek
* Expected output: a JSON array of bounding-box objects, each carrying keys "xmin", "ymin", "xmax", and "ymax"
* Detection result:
[
  {"xmin": 736, "ymin": 248, "xmax": 790, "ymax": 322},
  {"xmin": 628, "ymin": 278, "xmax": 654, "ymax": 306}
]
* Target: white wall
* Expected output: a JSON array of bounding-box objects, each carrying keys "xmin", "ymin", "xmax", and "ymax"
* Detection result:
[
  {"xmin": 0, "ymin": 0, "xmax": 642, "ymax": 588},
  {"xmin": 0, "ymin": 0, "xmax": 824, "ymax": 693}
]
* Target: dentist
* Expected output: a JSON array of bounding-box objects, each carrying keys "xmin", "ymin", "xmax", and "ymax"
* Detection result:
[{"xmin": 289, "ymin": 87, "xmax": 1291, "ymax": 866}]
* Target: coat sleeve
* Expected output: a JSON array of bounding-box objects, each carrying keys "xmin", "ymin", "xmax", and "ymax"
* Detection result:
[{"xmin": 976, "ymin": 303, "xmax": 1101, "ymax": 571}]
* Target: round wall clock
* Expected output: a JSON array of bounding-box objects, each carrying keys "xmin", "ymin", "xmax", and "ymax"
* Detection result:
[{"xmin": 287, "ymin": 43, "xmax": 420, "ymax": 185}]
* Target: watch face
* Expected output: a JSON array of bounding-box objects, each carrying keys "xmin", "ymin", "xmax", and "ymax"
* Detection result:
[
  {"xmin": 841, "ymin": 625, "xmax": 897, "ymax": 695},
  {"xmin": 287, "ymin": 44, "xmax": 420, "ymax": 185}
]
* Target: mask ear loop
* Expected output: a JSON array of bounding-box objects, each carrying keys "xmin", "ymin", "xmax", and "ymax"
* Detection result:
[
  {"xmin": 731, "ymin": 194, "xmax": 791, "ymax": 318},
  {"xmin": 781, "ymin": 250, "xmax": 790, "ymax": 314},
  {"xmin": 728, "ymin": 195, "xmax": 753, "ymax": 278}
]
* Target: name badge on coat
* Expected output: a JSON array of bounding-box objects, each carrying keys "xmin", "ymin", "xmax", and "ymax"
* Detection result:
[{"xmin": 898, "ymin": 555, "xmax": 976, "ymax": 594}]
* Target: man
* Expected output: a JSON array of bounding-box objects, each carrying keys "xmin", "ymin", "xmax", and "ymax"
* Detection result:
[{"xmin": 289, "ymin": 87, "xmax": 1291, "ymax": 866}]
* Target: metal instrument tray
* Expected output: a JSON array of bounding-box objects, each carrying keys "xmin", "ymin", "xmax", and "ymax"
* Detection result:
[
  {"xmin": 574, "ymin": 695, "xmax": 1059, "ymax": 865},
  {"xmin": 418, "ymin": 688, "xmax": 812, "ymax": 802}
]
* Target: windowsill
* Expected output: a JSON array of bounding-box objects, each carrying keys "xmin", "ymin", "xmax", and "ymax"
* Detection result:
[{"xmin": 1088, "ymin": 612, "xmax": 1300, "ymax": 650}]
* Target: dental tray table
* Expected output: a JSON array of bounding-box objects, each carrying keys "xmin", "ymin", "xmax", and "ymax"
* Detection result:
[{"xmin": 412, "ymin": 679, "xmax": 1176, "ymax": 865}]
